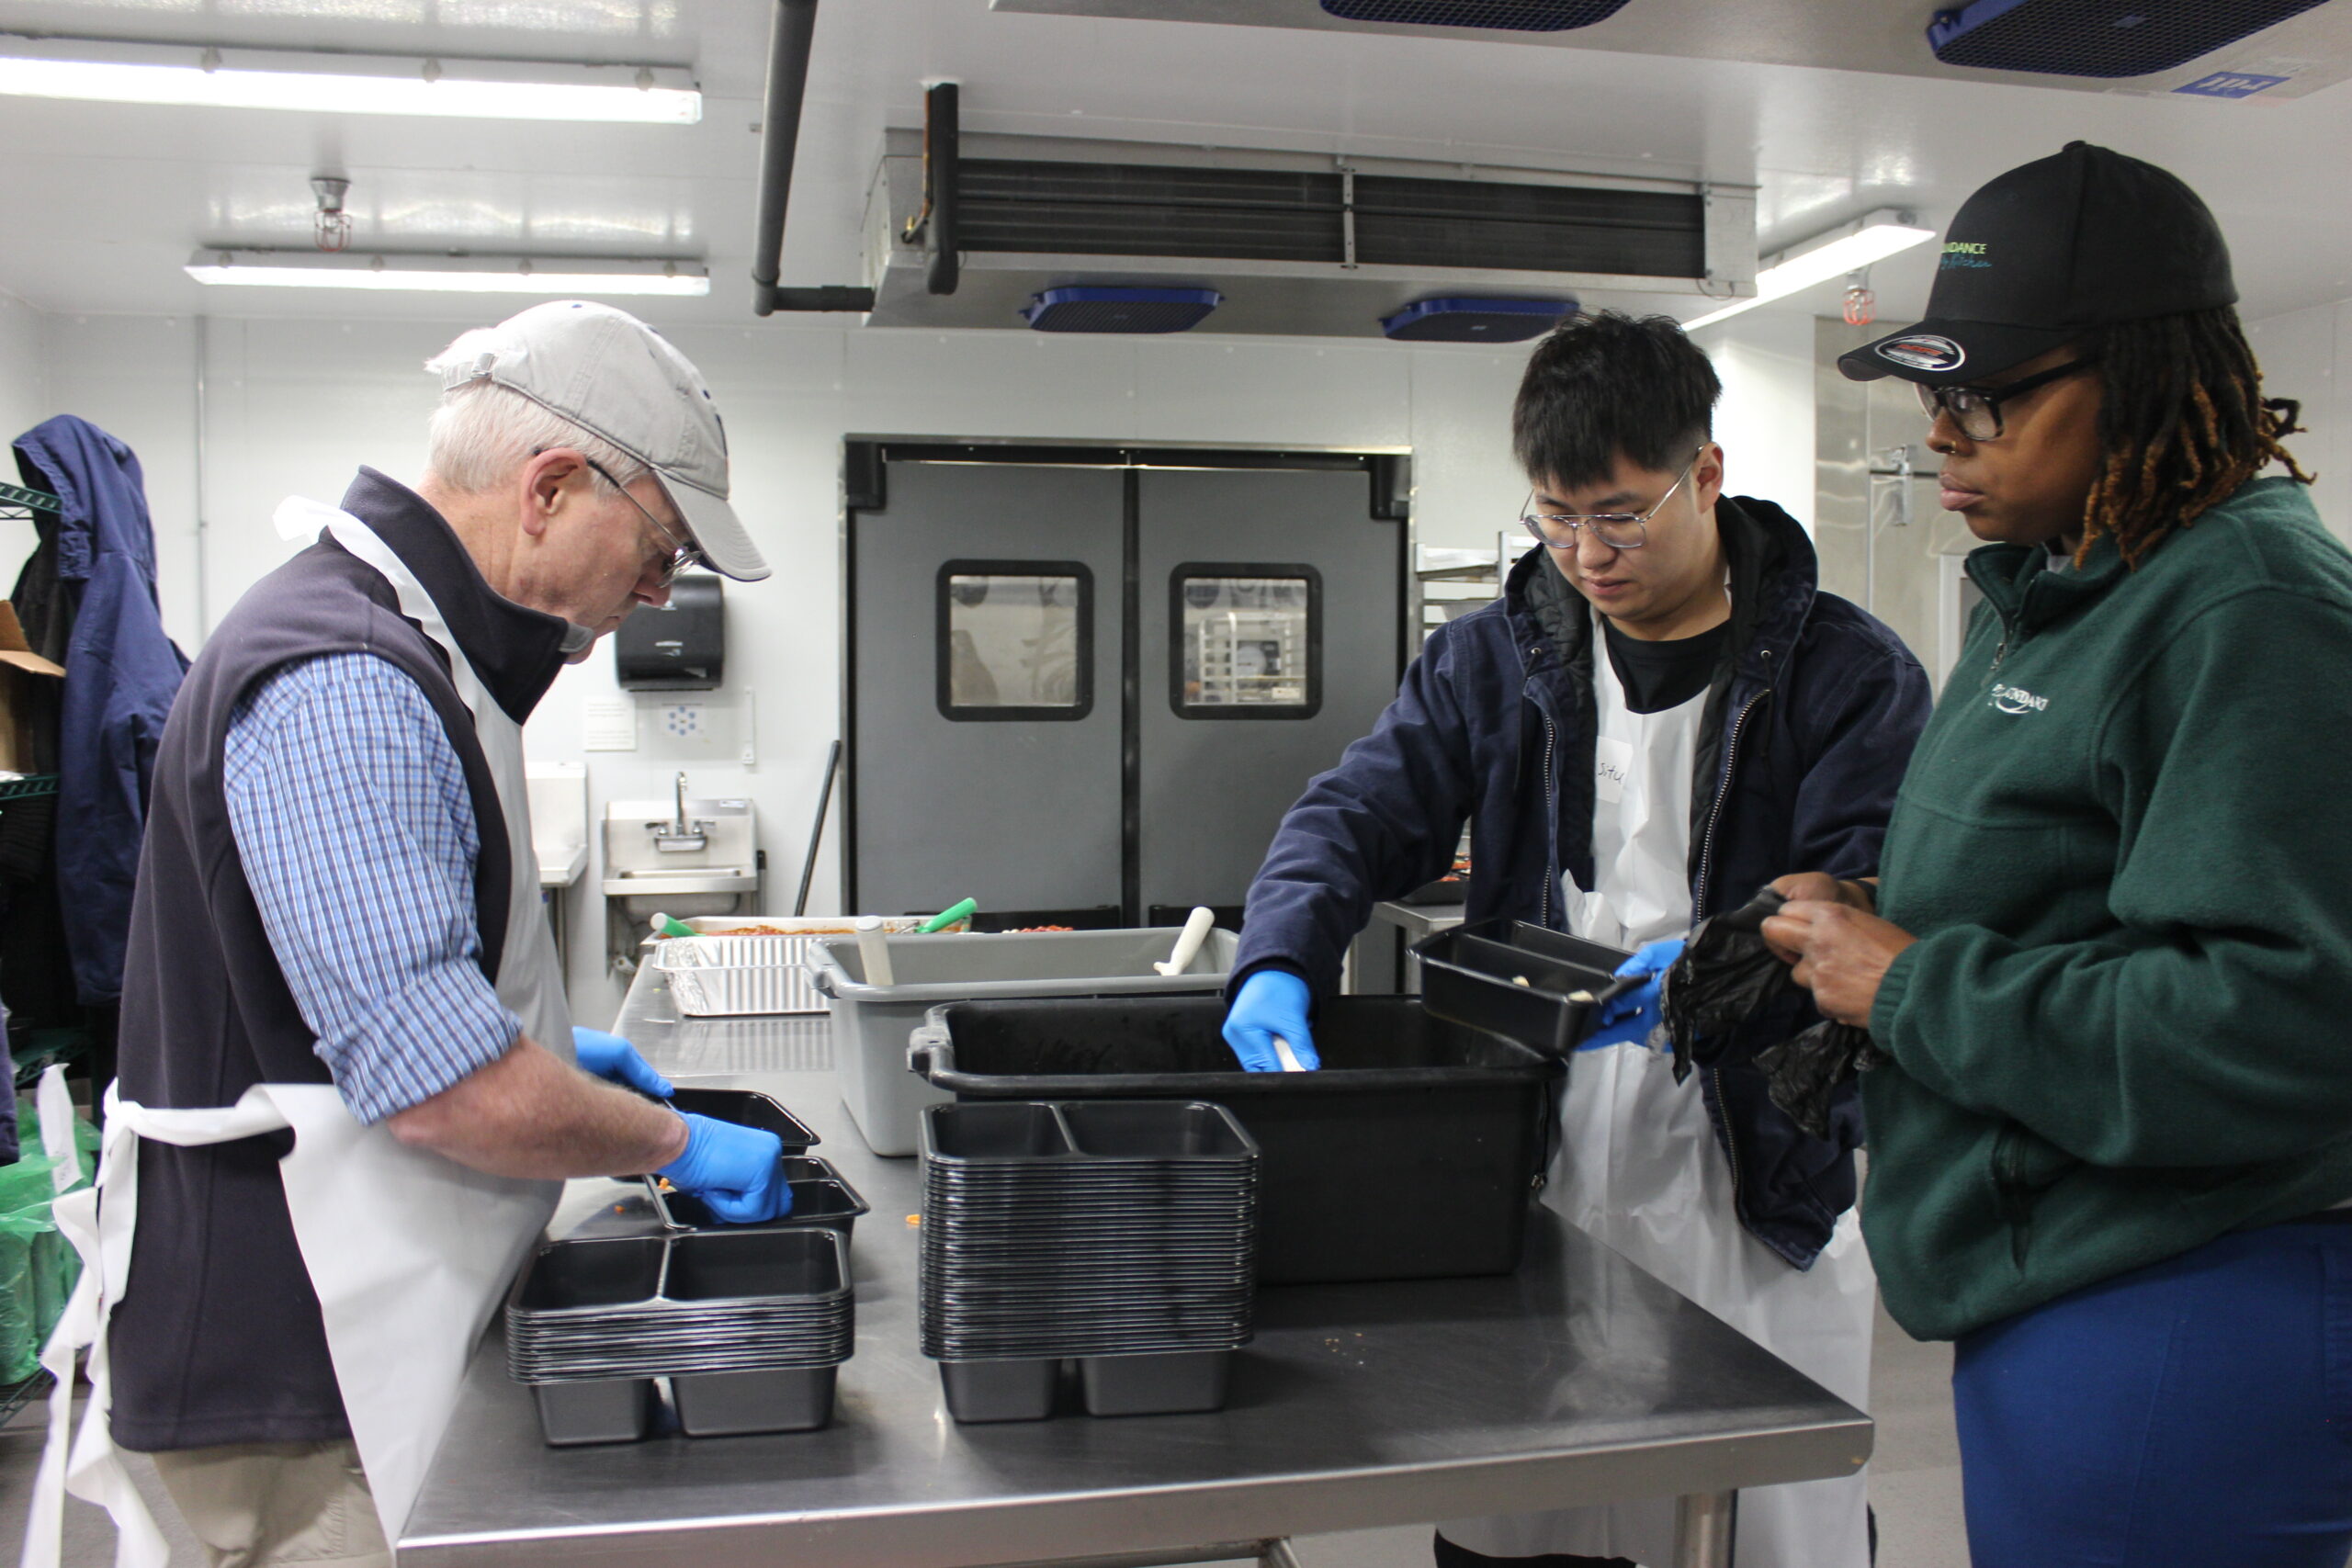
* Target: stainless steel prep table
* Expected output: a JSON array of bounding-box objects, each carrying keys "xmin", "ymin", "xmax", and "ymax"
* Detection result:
[{"xmin": 398, "ymin": 967, "xmax": 1870, "ymax": 1568}]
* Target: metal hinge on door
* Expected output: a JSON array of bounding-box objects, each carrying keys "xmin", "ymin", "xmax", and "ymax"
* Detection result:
[{"xmin": 1339, "ymin": 161, "xmax": 1358, "ymax": 270}]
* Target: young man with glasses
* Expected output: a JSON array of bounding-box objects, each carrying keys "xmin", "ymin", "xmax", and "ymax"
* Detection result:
[{"xmin": 1225, "ymin": 310, "xmax": 1931, "ymax": 1568}]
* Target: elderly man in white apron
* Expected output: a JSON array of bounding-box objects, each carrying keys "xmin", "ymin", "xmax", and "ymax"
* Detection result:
[
  {"xmin": 28, "ymin": 302, "xmax": 786, "ymax": 1568},
  {"xmin": 1225, "ymin": 312, "xmax": 1932, "ymax": 1568}
]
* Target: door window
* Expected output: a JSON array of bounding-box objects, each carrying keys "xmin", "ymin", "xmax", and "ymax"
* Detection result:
[
  {"xmin": 937, "ymin": 561, "xmax": 1094, "ymax": 720},
  {"xmin": 1170, "ymin": 565, "xmax": 1322, "ymax": 719}
]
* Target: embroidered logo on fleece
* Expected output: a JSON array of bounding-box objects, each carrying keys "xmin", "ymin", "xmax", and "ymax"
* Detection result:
[{"xmin": 1991, "ymin": 683, "xmax": 2049, "ymax": 716}]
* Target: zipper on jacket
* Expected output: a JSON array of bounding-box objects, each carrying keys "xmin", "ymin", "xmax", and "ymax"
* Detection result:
[
  {"xmin": 1711, "ymin": 1063, "xmax": 1744, "ymax": 1206},
  {"xmin": 1692, "ymin": 685, "xmax": 1766, "ymax": 916},
  {"xmin": 1696, "ymin": 679, "xmax": 1758, "ymax": 1249},
  {"xmin": 1537, "ymin": 702, "xmax": 1559, "ymax": 929}
]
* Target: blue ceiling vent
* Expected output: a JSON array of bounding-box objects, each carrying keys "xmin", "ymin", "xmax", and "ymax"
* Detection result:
[
  {"xmin": 1321, "ymin": 0, "xmax": 1633, "ymax": 29},
  {"xmin": 1381, "ymin": 297, "xmax": 1575, "ymax": 344},
  {"xmin": 1022, "ymin": 287, "xmax": 1223, "ymax": 333},
  {"xmin": 1928, "ymin": 0, "xmax": 2329, "ymax": 79}
]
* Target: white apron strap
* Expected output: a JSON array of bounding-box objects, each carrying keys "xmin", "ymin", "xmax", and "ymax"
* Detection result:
[{"xmin": 25, "ymin": 1075, "xmax": 299, "ymax": 1568}]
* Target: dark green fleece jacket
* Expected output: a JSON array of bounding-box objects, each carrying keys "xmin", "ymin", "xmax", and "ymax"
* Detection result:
[{"xmin": 1865, "ymin": 476, "xmax": 2352, "ymax": 1341}]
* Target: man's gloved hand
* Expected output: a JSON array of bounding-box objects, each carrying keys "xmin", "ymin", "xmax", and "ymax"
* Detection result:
[
  {"xmin": 657, "ymin": 1113, "xmax": 791, "ymax": 1224},
  {"xmin": 573, "ymin": 1027, "xmax": 673, "ymax": 1098},
  {"xmin": 1577, "ymin": 938, "xmax": 1687, "ymax": 1052},
  {"xmin": 1222, "ymin": 970, "xmax": 1319, "ymax": 1071}
]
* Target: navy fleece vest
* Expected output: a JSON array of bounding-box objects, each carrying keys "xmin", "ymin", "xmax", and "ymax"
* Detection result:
[{"xmin": 109, "ymin": 470, "xmax": 566, "ymax": 1450}]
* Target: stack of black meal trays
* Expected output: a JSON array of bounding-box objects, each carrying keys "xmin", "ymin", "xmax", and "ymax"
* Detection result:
[
  {"xmin": 504, "ymin": 1090, "xmax": 866, "ymax": 1447},
  {"xmin": 920, "ymin": 1099, "xmax": 1260, "ymax": 1423}
]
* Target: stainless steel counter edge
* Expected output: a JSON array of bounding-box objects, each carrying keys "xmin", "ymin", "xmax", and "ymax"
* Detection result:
[
  {"xmin": 400, "ymin": 1416, "xmax": 1867, "ymax": 1568},
  {"xmin": 397, "ymin": 973, "xmax": 1871, "ymax": 1568}
]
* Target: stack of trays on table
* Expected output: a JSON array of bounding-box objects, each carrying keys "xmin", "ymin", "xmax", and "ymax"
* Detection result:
[
  {"xmin": 505, "ymin": 1226, "xmax": 854, "ymax": 1445},
  {"xmin": 919, "ymin": 1099, "xmax": 1259, "ymax": 1422}
]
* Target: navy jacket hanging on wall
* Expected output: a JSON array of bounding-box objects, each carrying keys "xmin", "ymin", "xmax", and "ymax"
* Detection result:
[{"xmin": 12, "ymin": 417, "xmax": 189, "ymax": 1006}]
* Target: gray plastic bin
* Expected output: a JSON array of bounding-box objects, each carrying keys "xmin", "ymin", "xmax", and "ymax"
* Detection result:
[{"xmin": 807, "ymin": 927, "xmax": 1238, "ymax": 1156}]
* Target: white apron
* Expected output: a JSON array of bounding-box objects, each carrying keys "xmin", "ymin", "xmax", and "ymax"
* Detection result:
[
  {"xmin": 25, "ymin": 500, "xmax": 574, "ymax": 1568},
  {"xmin": 1443, "ymin": 618, "xmax": 1875, "ymax": 1568}
]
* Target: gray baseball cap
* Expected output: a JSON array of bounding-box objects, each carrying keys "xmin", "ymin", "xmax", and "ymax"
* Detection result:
[{"xmin": 432, "ymin": 300, "xmax": 770, "ymax": 581}]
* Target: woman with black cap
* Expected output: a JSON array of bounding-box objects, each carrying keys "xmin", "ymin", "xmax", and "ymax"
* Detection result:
[{"xmin": 1764, "ymin": 141, "xmax": 2352, "ymax": 1565}]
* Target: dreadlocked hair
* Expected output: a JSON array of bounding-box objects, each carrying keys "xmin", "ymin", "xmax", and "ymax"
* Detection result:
[{"xmin": 2079, "ymin": 306, "xmax": 2312, "ymax": 569}]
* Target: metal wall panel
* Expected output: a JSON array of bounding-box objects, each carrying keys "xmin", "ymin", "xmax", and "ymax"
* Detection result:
[
  {"xmin": 850, "ymin": 460, "xmax": 1126, "ymax": 916},
  {"xmin": 1135, "ymin": 467, "xmax": 1405, "ymax": 917}
]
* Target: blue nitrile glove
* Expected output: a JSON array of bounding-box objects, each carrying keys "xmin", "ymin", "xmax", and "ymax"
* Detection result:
[
  {"xmin": 573, "ymin": 1027, "xmax": 673, "ymax": 1098},
  {"xmin": 657, "ymin": 1114, "xmax": 791, "ymax": 1224},
  {"xmin": 1222, "ymin": 970, "xmax": 1320, "ymax": 1071},
  {"xmin": 1577, "ymin": 938, "xmax": 1687, "ymax": 1052}
]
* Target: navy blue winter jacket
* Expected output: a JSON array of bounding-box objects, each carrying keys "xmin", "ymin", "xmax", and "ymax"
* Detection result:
[
  {"xmin": 1236, "ymin": 495, "xmax": 1932, "ymax": 1268},
  {"xmin": 14, "ymin": 417, "xmax": 188, "ymax": 1006}
]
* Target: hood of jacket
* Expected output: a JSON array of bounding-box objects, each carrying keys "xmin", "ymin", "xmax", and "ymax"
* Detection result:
[{"xmin": 14, "ymin": 416, "xmax": 160, "ymax": 597}]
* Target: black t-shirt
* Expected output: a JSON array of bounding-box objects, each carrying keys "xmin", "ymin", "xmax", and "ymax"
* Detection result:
[{"xmin": 1601, "ymin": 615, "xmax": 1729, "ymax": 715}]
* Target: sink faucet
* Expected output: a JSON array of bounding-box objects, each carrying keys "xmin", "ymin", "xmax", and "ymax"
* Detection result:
[{"xmin": 652, "ymin": 771, "xmax": 709, "ymax": 853}]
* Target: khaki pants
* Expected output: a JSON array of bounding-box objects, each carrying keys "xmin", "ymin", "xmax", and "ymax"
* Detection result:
[{"xmin": 148, "ymin": 1439, "xmax": 391, "ymax": 1568}]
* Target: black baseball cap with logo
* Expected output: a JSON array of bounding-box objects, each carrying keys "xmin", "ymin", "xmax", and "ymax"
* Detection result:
[{"xmin": 1838, "ymin": 141, "xmax": 2236, "ymax": 389}]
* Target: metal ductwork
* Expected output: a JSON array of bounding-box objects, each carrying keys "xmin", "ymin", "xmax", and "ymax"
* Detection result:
[
  {"xmin": 751, "ymin": 0, "xmax": 873, "ymax": 316},
  {"xmin": 990, "ymin": 0, "xmax": 2352, "ymax": 100},
  {"xmin": 861, "ymin": 131, "xmax": 1756, "ymax": 337}
]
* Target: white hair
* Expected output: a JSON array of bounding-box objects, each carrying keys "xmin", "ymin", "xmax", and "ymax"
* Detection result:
[{"xmin": 420, "ymin": 376, "xmax": 650, "ymax": 497}]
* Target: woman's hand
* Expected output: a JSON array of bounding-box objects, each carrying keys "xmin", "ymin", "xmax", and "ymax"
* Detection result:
[
  {"xmin": 1764, "ymin": 874, "xmax": 1877, "ymax": 962},
  {"xmin": 1758, "ymin": 898, "xmax": 1917, "ymax": 1029}
]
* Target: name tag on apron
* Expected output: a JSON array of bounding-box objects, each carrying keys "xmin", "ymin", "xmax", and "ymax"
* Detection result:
[{"xmin": 1594, "ymin": 736, "xmax": 1634, "ymax": 806}]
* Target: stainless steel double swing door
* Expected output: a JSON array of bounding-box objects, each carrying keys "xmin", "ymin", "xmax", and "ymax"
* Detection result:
[{"xmin": 847, "ymin": 446, "xmax": 1407, "ymax": 927}]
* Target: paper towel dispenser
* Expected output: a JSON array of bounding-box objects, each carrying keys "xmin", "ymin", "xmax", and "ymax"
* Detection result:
[{"xmin": 615, "ymin": 573, "xmax": 724, "ymax": 691}]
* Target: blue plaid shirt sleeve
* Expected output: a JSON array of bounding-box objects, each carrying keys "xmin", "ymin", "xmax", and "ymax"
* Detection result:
[{"xmin": 223, "ymin": 652, "xmax": 522, "ymax": 1124}]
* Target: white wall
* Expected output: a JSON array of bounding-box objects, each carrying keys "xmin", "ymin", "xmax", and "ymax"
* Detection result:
[
  {"xmin": 1697, "ymin": 308, "xmax": 1817, "ymax": 530},
  {"xmin": 0, "ymin": 289, "xmax": 47, "ymax": 449},
  {"xmin": 41, "ymin": 314, "xmax": 204, "ymax": 639},
  {"xmin": 0, "ymin": 289, "xmax": 50, "ymax": 581},
  {"xmin": 32, "ymin": 308, "xmax": 1809, "ymax": 1027},
  {"xmin": 2245, "ymin": 299, "xmax": 2350, "ymax": 543}
]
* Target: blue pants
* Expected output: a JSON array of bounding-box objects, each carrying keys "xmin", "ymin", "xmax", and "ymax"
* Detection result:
[{"xmin": 1954, "ymin": 1218, "xmax": 2352, "ymax": 1568}]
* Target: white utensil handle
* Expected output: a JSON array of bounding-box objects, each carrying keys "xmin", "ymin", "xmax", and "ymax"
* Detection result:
[
  {"xmin": 854, "ymin": 915, "xmax": 896, "ymax": 988},
  {"xmin": 1272, "ymin": 1036, "xmax": 1306, "ymax": 1073},
  {"xmin": 1161, "ymin": 905, "xmax": 1216, "ymax": 975}
]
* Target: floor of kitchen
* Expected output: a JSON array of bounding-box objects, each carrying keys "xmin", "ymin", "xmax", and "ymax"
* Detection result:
[{"xmin": 0, "ymin": 1290, "xmax": 1967, "ymax": 1568}]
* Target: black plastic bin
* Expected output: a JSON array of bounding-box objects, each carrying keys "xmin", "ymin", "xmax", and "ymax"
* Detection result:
[
  {"xmin": 910, "ymin": 996, "xmax": 1557, "ymax": 1285},
  {"xmin": 1413, "ymin": 919, "xmax": 1634, "ymax": 1058},
  {"xmin": 663, "ymin": 1088, "xmax": 820, "ymax": 1151},
  {"xmin": 648, "ymin": 1156, "xmax": 871, "ymax": 1236}
]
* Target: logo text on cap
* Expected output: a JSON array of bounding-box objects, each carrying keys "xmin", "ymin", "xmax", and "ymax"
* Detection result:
[{"xmin": 1876, "ymin": 334, "xmax": 1966, "ymax": 373}]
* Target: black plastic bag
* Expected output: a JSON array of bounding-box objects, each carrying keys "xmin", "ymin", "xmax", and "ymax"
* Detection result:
[
  {"xmin": 1658, "ymin": 886, "xmax": 1886, "ymax": 1136},
  {"xmin": 1753, "ymin": 1021, "xmax": 1886, "ymax": 1140},
  {"xmin": 1657, "ymin": 888, "xmax": 1796, "ymax": 1084}
]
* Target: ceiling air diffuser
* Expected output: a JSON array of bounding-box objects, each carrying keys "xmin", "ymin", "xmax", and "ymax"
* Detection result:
[
  {"xmin": 1320, "ymin": 0, "xmax": 1633, "ymax": 28},
  {"xmin": 1022, "ymin": 287, "xmax": 1223, "ymax": 333},
  {"xmin": 1927, "ymin": 0, "xmax": 2331, "ymax": 78},
  {"xmin": 1381, "ymin": 297, "xmax": 1575, "ymax": 343}
]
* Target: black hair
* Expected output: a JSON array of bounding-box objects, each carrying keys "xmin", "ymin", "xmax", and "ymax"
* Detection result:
[
  {"xmin": 1511, "ymin": 310, "xmax": 1721, "ymax": 492},
  {"xmin": 2079, "ymin": 306, "xmax": 2312, "ymax": 568}
]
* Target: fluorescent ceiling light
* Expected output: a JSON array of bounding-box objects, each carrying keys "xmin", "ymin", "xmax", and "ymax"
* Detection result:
[
  {"xmin": 1685, "ymin": 210, "xmax": 1936, "ymax": 332},
  {"xmin": 186, "ymin": 250, "xmax": 709, "ymax": 297},
  {"xmin": 0, "ymin": 39, "xmax": 697, "ymax": 123}
]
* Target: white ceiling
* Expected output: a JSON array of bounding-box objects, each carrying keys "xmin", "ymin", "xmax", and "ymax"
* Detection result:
[{"xmin": 1, "ymin": 0, "xmax": 2349, "ymax": 331}]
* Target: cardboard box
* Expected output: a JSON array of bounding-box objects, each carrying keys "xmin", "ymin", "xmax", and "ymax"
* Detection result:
[{"xmin": 0, "ymin": 602, "xmax": 63, "ymax": 774}]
